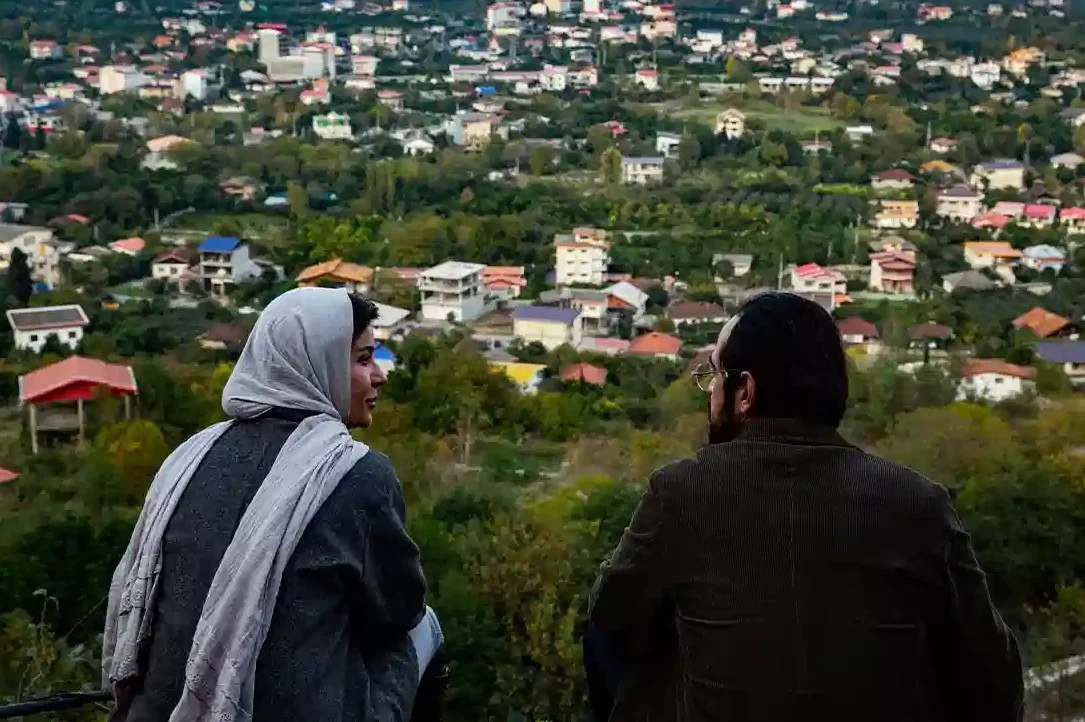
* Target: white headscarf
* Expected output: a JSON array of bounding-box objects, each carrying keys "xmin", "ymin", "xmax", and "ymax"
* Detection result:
[{"xmin": 102, "ymin": 287, "xmax": 370, "ymax": 722}]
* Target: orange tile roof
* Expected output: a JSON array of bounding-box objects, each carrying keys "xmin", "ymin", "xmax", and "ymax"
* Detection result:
[
  {"xmin": 560, "ymin": 362, "xmax": 608, "ymax": 385},
  {"xmin": 19, "ymin": 356, "xmax": 137, "ymax": 404},
  {"xmin": 961, "ymin": 358, "xmax": 1036, "ymax": 380},
  {"xmin": 296, "ymin": 259, "xmax": 374, "ymax": 285},
  {"xmin": 628, "ymin": 331, "xmax": 682, "ymax": 356},
  {"xmin": 1012, "ymin": 307, "xmax": 1071, "ymax": 338},
  {"xmin": 964, "ymin": 241, "xmax": 1022, "ymax": 258}
]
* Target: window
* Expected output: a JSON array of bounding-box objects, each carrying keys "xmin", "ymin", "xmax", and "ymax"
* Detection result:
[
  {"xmin": 994, "ymin": 377, "xmax": 1005, "ymax": 384},
  {"xmin": 29, "ymin": 334, "xmax": 38, "ymax": 342},
  {"xmin": 68, "ymin": 331, "xmax": 77, "ymax": 339}
]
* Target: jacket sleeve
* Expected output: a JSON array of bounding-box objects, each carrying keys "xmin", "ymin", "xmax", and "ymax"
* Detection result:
[
  {"xmin": 927, "ymin": 485, "xmax": 1024, "ymax": 722},
  {"xmin": 589, "ymin": 469, "xmax": 670, "ymax": 657},
  {"xmin": 353, "ymin": 454, "xmax": 428, "ymax": 647}
]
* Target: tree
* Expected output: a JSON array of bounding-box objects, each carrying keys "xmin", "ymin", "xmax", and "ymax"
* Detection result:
[
  {"xmin": 759, "ymin": 138, "xmax": 788, "ymax": 167},
  {"xmin": 286, "ymin": 181, "xmax": 309, "ymax": 218},
  {"xmin": 725, "ymin": 57, "xmax": 750, "ymax": 82},
  {"xmin": 677, "ymin": 133, "xmax": 701, "ymax": 170},
  {"xmin": 529, "ymin": 146, "xmax": 552, "ymax": 176},
  {"xmin": 1073, "ymin": 124, "xmax": 1085, "ymax": 157},
  {"xmin": 600, "ymin": 147, "xmax": 623, "ymax": 184},
  {"xmin": 7, "ymin": 247, "xmax": 32, "ymax": 305}
]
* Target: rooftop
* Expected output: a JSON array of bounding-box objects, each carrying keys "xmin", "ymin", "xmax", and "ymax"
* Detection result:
[
  {"xmin": 423, "ymin": 260, "xmax": 486, "ymax": 280},
  {"xmin": 628, "ymin": 331, "xmax": 681, "ymax": 356},
  {"xmin": 1034, "ymin": 341, "xmax": 1085, "ymax": 364},
  {"xmin": 1013, "ymin": 307, "xmax": 1071, "ymax": 338},
  {"xmin": 19, "ymin": 356, "xmax": 137, "ymax": 404},
  {"xmin": 199, "ymin": 236, "xmax": 241, "ymax": 253},
  {"xmin": 6, "ymin": 304, "xmax": 89, "ymax": 332},
  {"xmin": 961, "ymin": 358, "xmax": 1036, "ymax": 380},
  {"xmin": 512, "ymin": 305, "xmax": 581, "ymax": 324}
]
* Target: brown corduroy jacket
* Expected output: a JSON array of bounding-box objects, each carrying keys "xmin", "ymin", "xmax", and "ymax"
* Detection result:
[{"xmin": 589, "ymin": 418, "xmax": 1024, "ymax": 722}]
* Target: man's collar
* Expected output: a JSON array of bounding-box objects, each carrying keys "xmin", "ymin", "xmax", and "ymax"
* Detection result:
[{"xmin": 733, "ymin": 418, "xmax": 851, "ymax": 447}]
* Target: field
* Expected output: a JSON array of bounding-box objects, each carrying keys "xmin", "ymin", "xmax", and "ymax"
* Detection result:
[{"xmin": 668, "ymin": 97, "xmax": 845, "ymax": 136}]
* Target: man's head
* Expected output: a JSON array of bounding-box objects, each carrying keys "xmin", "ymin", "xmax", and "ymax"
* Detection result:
[
  {"xmin": 706, "ymin": 292, "xmax": 848, "ymax": 443},
  {"xmin": 346, "ymin": 294, "xmax": 386, "ymax": 428}
]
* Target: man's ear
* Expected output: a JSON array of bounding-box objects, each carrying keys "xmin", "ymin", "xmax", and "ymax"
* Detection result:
[{"xmin": 737, "ymin": 371, "xmax": 756, "ymax": 416}]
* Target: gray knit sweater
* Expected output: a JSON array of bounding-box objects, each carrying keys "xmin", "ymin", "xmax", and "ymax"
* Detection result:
[{"xmin": 123, "ymin": 408, "xmax": 426, "ymax": 722}]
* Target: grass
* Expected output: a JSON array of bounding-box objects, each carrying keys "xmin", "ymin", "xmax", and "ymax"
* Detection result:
[
  {"xmin": 173, "ymin": 213, "xmax": 289, "ymax": 238},
  {"xmin": 668, "ymin": 97, "xmax": 845, "ymax": 136}
]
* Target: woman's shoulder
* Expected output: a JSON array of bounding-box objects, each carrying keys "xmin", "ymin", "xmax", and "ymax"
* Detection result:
[{"xmin": 335, "ymin": 449, "xmax": 402, "ymax": 504}]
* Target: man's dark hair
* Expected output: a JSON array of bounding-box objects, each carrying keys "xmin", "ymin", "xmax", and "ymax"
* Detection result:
[
  {"xmin": 349, "ymin": 295, "xmax": 380, "ymax": 341},
  {"xmin": 719, "ymin": 292, "xmax": 848, "ymax": 426}
]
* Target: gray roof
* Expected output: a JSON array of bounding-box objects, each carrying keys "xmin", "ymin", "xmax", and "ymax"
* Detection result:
[
  {"xmin": 622, "ymin": 156, "xmax": 666, "ymax": 166},
  {"xmin": 943, "ymin": 270, "xmax": 995, "ymax": 291},
  {"xmin": 0, "ymin": 223, "xmax": 49, "ymax": 243},
  {"xmin": 1035, "ymin": 341, "xmax": 1085, "ymax": 364},
  {"xmin": 512, "ymin": 305, "xmax": 580, "ymax": 324},
  {"xmin": 6, "ymin": 304, "xmax": 88, "ymax": 331}
]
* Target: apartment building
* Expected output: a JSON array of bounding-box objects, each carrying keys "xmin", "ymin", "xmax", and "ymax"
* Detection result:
[
  {"xmin": 555, "ymin": 227, "xmax": 611, "ymax": 286},
  {"xmin": 418, "ymin": 261, "xmax": 490, "ymax": 322}
]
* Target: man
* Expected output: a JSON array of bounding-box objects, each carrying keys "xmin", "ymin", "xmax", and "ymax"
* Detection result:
[{"xmin": 588, "ymin": 292, "xmax": 1023, "ymax": 722}]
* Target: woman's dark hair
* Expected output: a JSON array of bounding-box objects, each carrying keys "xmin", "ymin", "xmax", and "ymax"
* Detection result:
[
  {"xmin": 719, "ymin": 292, "xmax": 848, "ymax": 426},
  {"xmin": 349, "ymin": 295, "xmax": 380, "ymax": 341}
]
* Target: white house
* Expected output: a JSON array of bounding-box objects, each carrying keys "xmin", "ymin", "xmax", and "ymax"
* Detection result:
[
  {"xmin": 791, "ymin": 263, "xmax": 847, "ymax": 296},
  {"xmin": 418, "ymin": 260, "xmax": 490, "ymax": 322},
  {"xmin": 370, "ymin": 302, "xmax": 412, "ymax": 340},
  {"xmin": 0, "ymin": 224, "xmax": 60, "ymax": 289},
  {"xmin": 714, "ymin": 108, "xmax": 746, "ymax": 139},
  {"xmin": 313, "ymin": 112, "xmax": 353, "ymax": 140},
  {"xmin": 936, "ymin": 185, "xmax": 984, "ymax": 222},
  {"xmin": 401, "ymin": 132, "xmax": 435, "ymax": 156},
  {"xmin": 655, "ymin": 131, "xmax": 681, "ymax": 158},
  {"xmin": 957, "ymin": 358, "xmax": 1035, "ymax": 402},
  {"xmin": 555, "ymin": 228, "xmax": 610, "ymax": 286},
  {"xmin": 6, "ymin": 304, "xmax": 89, "ymax": 353},
  {"xmin": 621, "ymin": 156, "xmax": 665, "ymax": 184},
  {"xmin": 152, "ymin": 247, "xmax": 195, "ymax": 283},
  {"xmin": 605, "ymin": 280, "xmax": 649, "ymax": 320}
]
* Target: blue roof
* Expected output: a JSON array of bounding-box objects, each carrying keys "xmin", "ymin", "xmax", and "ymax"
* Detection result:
[
  {"xmin": 374, "ymin": 344, "xmax": 396, "ymax": 361},
  {"xmin": 980, "ymin": 159, "xmax": 1024, "ymax": 170},
  {"xmin": 1035, "ymin": 341, "xmax": 1085, "ymax": 364},
  {"xmin": 199, "ymin": 236, "xmax": 241, "ymax": 253},
  {"xmin": 512, "ymin": 305, "xmax": 581, "ymax": 324},
  {"xmin": 1023, "ymin": 244, "xmax": 1066, "ymax": 259},
  {"xmin": 477, "ymin": 85, "xmax": 497, "ymax": 94}
]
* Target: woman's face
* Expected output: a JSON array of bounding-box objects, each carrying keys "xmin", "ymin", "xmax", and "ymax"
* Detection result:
[{"xmin": 346, "ymin": 327, "xmax": 386, "ymax": 427}]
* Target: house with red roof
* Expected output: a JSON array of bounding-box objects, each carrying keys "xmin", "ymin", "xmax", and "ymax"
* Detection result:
[
  {"xmin": 110, "ymin": 237, "xmax": 145, "ymax": 256},
  {"xmin": 1060, "ymin": 207, "xmax": 1085, "ymax": 234},
  {"xmin": 628, "ymin": 331, "xmax": 682, "ymax": 360},
  {"xmin": 666, "ymin": 301, "xmax": 728, "ymax": 327},
  {"xmin": 560, "ymin": 362, "xmax": 608, "ymax": 386},
  {"xmin": 1012, "ymin": 307, "xmax": 1073, "ymax": 339},
  {"xmin": 957, "ymin": 359, "xmax": 1035, "ymax": 403},
  {"xmin": 836, "ymin": 317, "xmax": 880, "ymax": 345},
  {"xmin": 868, "ymin": 251, "xmax": 916, "ymax": 295},
  {"xmin": 871, "ymin": 169, "xmax": 915, "ymax": 191},
  {"xmin": 790, "ymin": 263, "xmax": 847, "ymax": 296},
  {"xmin": 482, "ymin": 266, "xmax": 527, "ymax": 300},
  {"xmin": 971, "ymin": 212, "xmax": 1011, "ymax": 230},
  {"xmin": 1021, "ymin": 204, "xmax": 1057, "ymax": 229}
]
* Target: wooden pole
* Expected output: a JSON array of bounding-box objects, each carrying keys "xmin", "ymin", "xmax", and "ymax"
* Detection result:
[
  {"xmin": 124, "ymin": 394, "xmax": 131, "ymax": 421},
  {"xmin": 28, "ymin": 403, "xmax": 38, "ymax": 455},
  {"xmin": 77, "ymin": 399, "xmax": 84, "ymax": 449}
]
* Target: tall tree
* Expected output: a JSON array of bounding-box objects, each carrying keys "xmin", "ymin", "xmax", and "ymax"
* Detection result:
[
  {"xmin": 7, "ymin": 247, "xmax": 32, "ymax": 305},
  {"xmin": 600, "ymin": 147, "xmax": 623, "ymax": 185}
]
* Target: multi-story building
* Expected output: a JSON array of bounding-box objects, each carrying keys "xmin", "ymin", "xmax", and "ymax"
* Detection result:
[
  {"xmin": 872, "ymin": 200, "xmax": 919, "ymax": 229},
  {"xmin": 197, "ymin": 236, "xmax": 264, "ymax": 298},
  {"xmin": 936, "ymin": 184, "xmax": 984, "ymax": 222},
  {"xmin": 971, "ymin": 159, "xmax": 1025, "ymax": 191},
  {"xmin": 555, "ymin": 228, "xmax": 610, "ymax": 286},
  {"xmin": 419, "ymin": 261, "xmax": 490, "ymax": 322},
  {"xmin": 621, "ymin": 156, "xmax": 665, "ymax": 185},
  {"xmin": 963, "ymin": 240, "xmax": 1022, "ymax": 269},
  {"xmin": 99, "ymin": 65, "xmax": 150, "ymax": 95},
  {"xmin": 868, "ymin": 251, "xmax": 916, "ymax": 295},
  {"xmin": 447, "ymin": 112, "xmax": 502, "ymax": 149},
  {"xmin": 512, "ymin": 306, "xmax": 582, "ymax": 350},
  {"xmin": 0, "ymin": 224, "xmax": 60, "ymax": 289}
]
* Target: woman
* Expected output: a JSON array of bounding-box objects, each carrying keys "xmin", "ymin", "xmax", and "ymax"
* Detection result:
[{"xmin": 103, "ymin": 287, "xmax": 442, "ymax": 722}]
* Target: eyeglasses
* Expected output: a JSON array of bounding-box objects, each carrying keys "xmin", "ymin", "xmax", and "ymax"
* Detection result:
[{"xmin": 691, "ymin": 362, "xmax": 729, "ymax": 393}]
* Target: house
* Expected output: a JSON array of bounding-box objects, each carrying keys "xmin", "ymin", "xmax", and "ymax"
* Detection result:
[
  {"xmin": 936, "ymin": 185, "xmax": 984, "ymax": 222},
  {"xmin": 634, "ymin": 68, "xmax": 659, "ymax": 91},
  {"xmin": 373, "ymin": 344, "xmax": 397, "ymax": 375},
  {"xmin": 970, "ymin": 160, "xmax": 1025, "ymax": 191},
  {"xmin": 1050, "ymin": 152, "xmax": 1085, "ymax": 170},
  {"xmin": 869, "ymin": 251, "xmax": 916, "ymax": 295},
  {"xmin": 482, "ymin": 266, "xmax": 527, "ymax": 299},
  {"xmin": 871, "ymin": 169, "xmax": 915, "ymax": 190},
  {"xmin": 197, "ymin": 236, "xmax": 264, "ymax": 298},
  {"xmin": 713, "ymin": 253, "xmax": 753, "ymax": 278},
  {"xmin": 198, "ymin": 322, "xmax": 248, "ymax": 350},
  {"xmin": 578, "ymin": 336, "xmax": 631, "ymax": 355},
  {"xmin": 714, "ymin": 108, "xmax": 746, "ymax": 139},
  {"xmin": 957, "ymin": 358, "xmax": 1035, "ymax": 402},
  {"xmin": 401, "ymin": 132, "xmax": 435, "ymax": 156},
  {"xmin": 418, "ymin": 260, "xmax": 490, "ymax": 322},
  {"xmin": 908, "ymin": 322, "xmax": 954, "ymax": 348},
  {"xmin": 1021, "ymin": 204, "xmax": 1057, "ymax": 229},
  {"xmin": 1061, "ymin": 207, "xmax": 1085, "ymax": 234},
  {"xmin": 605, "ymin": 280, "xmax": 649, "ymax": 319},
  {"xmin": 628, "ymin": 331, "xmax": 681, "ymax": 360},
  {"xmin": 971, "ymin": 212, "xmax": 1011, "ymax": 230},
  {"xmin": 295, "ymin": 258, "xmax": 374, "ymax": 293},
  {"xmin": 836, "ymin": 316, "xmax": 879, "ymax": 345},
  {"xmin": 868, "ymin": 235, "xmax": 918, "ymax": 254},
  {"xmin": 377, "ymin": 89, "xmax": 404, "ymax": 111},
  {"xmin": 1033, "ymin": 341, "xmax": 1085, "ymax": 384},
  {"xmin": 152, "ymin": 247, "xmax": 195, "ymax": 283},
  {"xmin": 929, "ymin": 137, "xmax": 957, "ymax": 154},
  {"xmin": 6, "ymin": 304, "xmax": 90, "ymax": 353},
  {"xmin": 1021, "ymin": 244, "xmax": 1066, "ymax": 273},
  {"xmin": 655, "ymin": 131, "xmax": 681, "ymax": 158},
  {"xmin": 621, "ymin": 156, "xmax": 665, "ymax": 185},
  {"xmin": 370, "ymin": 302, "xmax": 412, "ymax": 341},
  {"xmin": 942, "ymin": 269, "xmax": 996, "ymax": 293},
  {"xmin": 512, "ymin": 306, "xmax": 583, "ymax": 350},
  {"xmin": 963, "ymin": 241, "xmax": 1022, "ymax": 269},
  {"xmin": 110, "ymin": 237, "xmax": 145, "ymax": 256},
  {"xmin": 1012, "ymin": 307, "xmax": 1073, "ymax": 338},
  {"xmin": 873, "ymin": 200, "xmax": 919, "ymax": 229},
  {"xmin": 220, "ymin": 176, "xmax": 263, "ymax": 201},
  {"xmin": 29, "ymin": 40, "xmax": 62, "ymax": 60},
  {"xmin": 666, "ymin": 301, "xmax": 728, "ymax": 327},
  {"xmin": 991, "ymin": 201, "xmax": 1025, "ymax": 219},
  {"xmin": 560, "ymin": 362, "xmax": 607, "ymax": 386},
  {"xmin": 1061, "ymin": 107, "xmax": 1085, "ymax": 128},
  {"xmin": 313, "ymin": 112, "xmax": 352, "ymax": 140},
  {"xmin": 555, "ymin": 227, "xmax": 610, "ymax": 286},
  {"xmin": 447, "ymin": 112, "xmax": 502, "ymax": 149},
  {"xmin": 791, "ymin": 263, "xmax": 847, "ymax": 296},
  {"xmin": 0, "ymin": 223, "xmax": 60, "ymax": 289},
  {"xmin": 490, "ymin": 361, "xmax": 547, "ymax": 394}
]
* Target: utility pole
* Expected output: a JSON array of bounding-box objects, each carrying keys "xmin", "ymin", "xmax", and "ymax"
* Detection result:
[
  {"xmin": 925, "ymin": 121, "xmax": 931, "ymax": 149},
  {"xmin": 154, "ymin": 207, "xmax": 160, "ymax": 231},
  {"xmin": 776, "ymin": 253, "xmax": 784, "ymax": 289}
]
